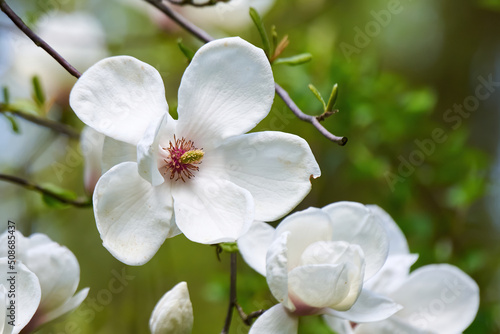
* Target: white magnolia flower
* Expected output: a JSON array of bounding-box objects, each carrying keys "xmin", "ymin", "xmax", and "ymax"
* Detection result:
[
  {"xmin": 0, "ymin": 258, "xmax": 41, "ymax": 334},
  {"xmin": 9, "ymin": 11, "xmax": 107, "ymax": 99},
  {"xmin": 239, "ymin": 202, "xmax": 401, "ymax": 334},
  {"xmin": 324, "ymin": 206, "xmax": 480, "ymax": 334},
  {"xmin": 149, "ymin": 282, "xmax": 193, "ymax": 334},
  {"xmin": 70, "ymin": 37, "xmax": 320, "ymax": 266},
  {"xmin": 0, "ymin": 231, "xmax": 89, "ymax": 332},
  {"xmin": 175, "ymin": 0, "xmax": 276, "ymax": 31}
]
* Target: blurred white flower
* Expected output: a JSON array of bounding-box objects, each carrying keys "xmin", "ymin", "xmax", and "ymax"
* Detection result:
[
  {"xmin": 240, "ymin": 202, "xmax": 401, "ymax": 334},
  {"xmin": 324, "ymin": 206, "xmax": 480, "ymax": 334},
  {"xmin": 117, "ymin": 0, "xmax": 275, "ymax": 32},
  {"xmin": 149, "ymin": 282, "xmax": 193, "ymax": 334},
  {"xmin": 174, "ymin": 0, "xmax": 276, "ymax": 32},
  {"xmin": 70, "ymin": 37, "xmax": 320, "ymax": 265},
  {"xmin": 0, "ymin": 231, "xmax": 89, "ymax": 332},
  {"xmin": 0, "ymin": 258, "xmax": 41, "ymax": 334},
  {"xmin": 2, "ymin": 11, "xmax": 107, "ymax": 101}
]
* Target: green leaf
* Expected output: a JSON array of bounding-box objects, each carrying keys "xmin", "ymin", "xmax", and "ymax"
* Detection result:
[
  {"xmin": 177, "ymin": 38, "xmax": 195, "ymax": 62},
  {"xmin": 40, "ymin": 183, "xmax": 77, "ymax": 208},
  {"xmin": 31, "ymin": 75, "xmax": 46, "ymax": 107},
  {"xmin": 326, "ymin": 83, "xmax": 338, "ymax": 112},
  {"xmin": 273, "ymin": 53, "xmax": 312, "ymax": 66},
  {"xmin": 308, "ymin": 84, "xmax": 326, "ymax": 110},
  {"xmin": 271, "ymin": 25, "xmax": 278, "ymax": 55},
  {"xmin": 3, "ymin": 114, "xmax": 20, "ymax": 134},
  {"xmin": 249, "ymin": 7, "xmax": 271, "ymax": 56},
  {"xmin": 2, "ymin": 86, "xmax": 10, "ymax": 105}
]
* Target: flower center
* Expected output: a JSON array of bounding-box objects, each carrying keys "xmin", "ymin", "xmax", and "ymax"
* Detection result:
[{"xmin": 162, "ymin": 136, "xmax": 204, "ymax": 182}]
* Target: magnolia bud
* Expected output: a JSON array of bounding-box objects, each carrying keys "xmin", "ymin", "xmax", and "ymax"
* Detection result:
[{"xmin": 149, "ymin": 282, "xmax": 193, "ymax": 334}]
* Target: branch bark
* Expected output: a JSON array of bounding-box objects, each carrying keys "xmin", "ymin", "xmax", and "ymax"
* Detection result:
[
  {"xmin": 0, "ymin": 105, "xmax": 80, "ymax": 139},
  {"xmin": 0, "ymin": 0, "xmax": 81, "ymax": 79},
  {"xmin": 0, "ymin": 174, "xmax": 92, "ymax": 208}
]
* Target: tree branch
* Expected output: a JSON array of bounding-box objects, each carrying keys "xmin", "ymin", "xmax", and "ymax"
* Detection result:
[
  {"xmin": 0, "ymin": 174, "xmax": 92, "ymax": 208},
  {"xmin": 275, "ymin": 83, "xmax": 347, "ymax": 145},
  {"xmin": 144, "ymin": 0, "xmax": 214, "ymax": 43},
  {"xmin": 143, "ymin": 0, "xmax": 347, "ymax": 145},
  {"xmin": 0, "ymin": 104, "xmax": 80, "ymax": 139},
  {"xmin": 0, "ymin": 0, "xmax": 81, "ymax": 79},
  {"xmin": 221, "ymin": 252, "xmax": 237, "ymax": 334}
]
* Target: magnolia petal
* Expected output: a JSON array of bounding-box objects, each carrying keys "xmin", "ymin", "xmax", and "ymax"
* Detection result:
[
  {"xmin": 274, "ymin": 207, "xmax": 333, "ymax": 270},
  {"xmin": 390, "ymin": 264, "xmax": 479, "ymax": 334},
  {"xmin": 70, "ymin": 56, "xmax": 168, "ymax": 145},
  {"xmin": 0, "ymin": 259, "xmax": 41, "ymax": 334},
  {"xmin": 216, "ymin": 132, "xmax": 320, "ymax": 221},
  {"xmin": 176, "ymin": 37, "xmax": 274, "ymax": 149},
  {"xmin": 94, "ymin": 162, "xmax": 175, "ymax": 265},
  {"xmin": 237, "ymin": 221, "xmax": 275, "ymax": 276},
  {"xmin": 322, "ymin": 202, "xmax": 389, "ymax": 280},
  {"xmin": 325, "ymin": 289, "xmax": 402, "ymax": 323},
  {"xmin": 288, "ymin": 261, "xmax": 363, "ymax": 311},
  {"xmin": 41, "ymin": 287, "xmax": 89, "ymax": 324},
  {"xmin": 322, "ymin": 316, "xmax": 355, "ymax": 334},
  {"xmin": 101, "ymin": 137, "xmax": 137, "ymax": 174},
  {"xmin": 367, "ymin": 205, "xmax": 409, "ymax": 255},
  {"xmin": 22, "ymin": 237, "xmax": 80, "ymax": 312},
  {"xmin": 249, "ymin": 304, "xmax": 298, "ymax": 334},
  {"xmin": 149, "ymin": 282, "xmax": 193, "ymax": 334},
  {"xmin": 266, "ymin": 232, "xmax": 293, "ymax": 310},
  {"xmin": 137, "ymin": 113, "xmax": 175, "ymax": 186},
  {"xmin": 172, "ymin": 176, "xmax": 254, "ymax": 244},
  {"xmin": 80, "ymin": 126, "xmax": 105, "ymax": 194},
  {"xmin": 354, "ymin": 319, "xmax": 433, "ymax": 334},
  {"xmin": 364, "ymin": 254, "xmax": 419, "ymax": 295}
]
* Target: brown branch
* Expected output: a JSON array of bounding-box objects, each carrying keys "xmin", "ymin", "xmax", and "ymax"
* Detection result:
[
  {"xmin": 221, "ymin": 252, "xmax": 237, "ymax": 334},
  {"xmin": 0, "ymin": 174, "xmax": 92, "ymax": 208},
  {"xmin": 275, "ymin": 84, "xmax": 348, "ymax": 145},
  {"xmin": 0, "ymin": 0, "xmax": 81, "ymax": 79},
  {"xmin": 144, "ymin": 0, "xmax": 214, "ymax": 43},
  {"xmin": 167, "ymin": 0, "xmax": 230, "ymax": 7},
  {"xmin": 235, "ymin": 303, "xmax": 265, "ymax": 326},
  {"xmin": 144, "ymin": 0, "xmax": 347, "ymax": 145},
  {"xmin": 1, "ymin": 104, "xmax": 80, "ymax": 139}
]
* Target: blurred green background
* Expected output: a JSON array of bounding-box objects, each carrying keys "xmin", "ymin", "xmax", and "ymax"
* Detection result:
[{"xmin": 1, "ymin": 0, "xmax": 500, "ymax": 332}]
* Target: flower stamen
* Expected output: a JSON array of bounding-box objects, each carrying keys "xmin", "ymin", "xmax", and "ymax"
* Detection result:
[{"xmin": 162, "ymin": 136, "xmax": 204, "ymax": 182}]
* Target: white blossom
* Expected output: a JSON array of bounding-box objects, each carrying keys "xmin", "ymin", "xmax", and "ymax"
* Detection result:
[
  {"xmin": 239, "ymin": 202, "xmax": 401, "ymax": 334},
  {"xmin": 149, "ymin": 282, "xmax": 193, "ymax": 334},
  {"xmin": 0, "ymin": 259, "xmax": 41, "ymax": 334},
  {"xmin": 324, "ymin": 206, "xmax": 480, "ymax": 334},
  {"xmin": 0, "ymin": 231, "xmax": 89, "ymax": 332},
  {"xmin": 70, "ymin": 37, "xmax": 320, "ymax": 266}
]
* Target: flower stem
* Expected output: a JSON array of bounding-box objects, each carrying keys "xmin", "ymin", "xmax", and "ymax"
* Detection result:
[
  {"xmin": 221, "ymin": 252, "xmax": 237, "ymax": 334},
  {"xmin": 0, "ymin": 173, "xmax": 92, "ymax": 208},
  {"xmin": 0, "ymin": 104, "xmax": 80, "ymax": 139},
  {"xmin": 0, "ymin": 0, "xmax": 81, "ymax": 79}
]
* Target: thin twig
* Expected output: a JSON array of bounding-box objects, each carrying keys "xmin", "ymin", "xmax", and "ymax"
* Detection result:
[
  {"xmin": 0, "ymin": 105, "xmax": 80, "ymax": 139},
  {"xmin": 0, "ymin": 0, "xmax": 81, "ymax": 79},
  {"xmin": 143, "ymin": 0, "xmax": 347, "ymax": 145},
  {"xmin": 167, "ymin": 0, "xmax": 230, "ymax": 7},
  {"xmin": 0, "ymin": 174, "xmax": 92, "ymax": 208},
  {"xmin": 235, "ymin": 303, "xmax": 265, "ymax": 326},
  {"xmin": 275, "ymin": 83, "xmax": 348, "ymax": 145},
  {"xmin": 144, "ymin": 0, "xmax": 214, "ymax": 43},
  {"xmin": 221, "ymin": 253, "xmax": 237, "ymax": 334}
]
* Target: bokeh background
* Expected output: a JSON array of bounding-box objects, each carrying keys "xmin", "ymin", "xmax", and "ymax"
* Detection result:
[{"xmin": 1, "ymin": 0, "xmax": 500, "ymax": 332}]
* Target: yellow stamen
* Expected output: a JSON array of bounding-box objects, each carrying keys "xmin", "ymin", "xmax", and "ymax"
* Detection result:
[{"xmin": 180, "ymin": 149, "xmax": 204, "ymax": 164}]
